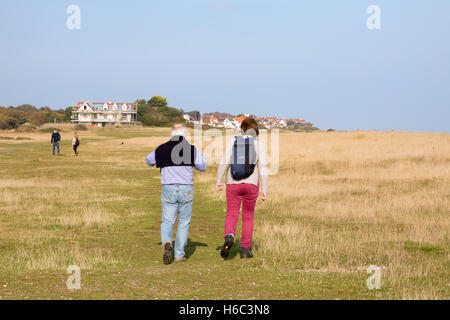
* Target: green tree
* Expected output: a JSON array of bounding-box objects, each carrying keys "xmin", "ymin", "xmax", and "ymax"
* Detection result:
[
  {"xmin": 40, "ymin": 106, "xmax": 51, "ymax": 112},
  {"xmin": 47, "ymin": 111, "xmax": 64, "ymax": 123},
  {"xmin": 15, "ymin": 104, "xmax": 37, "ymax": 112},
  {"xmin": 147, "ymin": 96, "xmax": 168, "ymax": 109},
  {"xmin": 135, "ymin": 99, "xmax": 150, "ymax": 120},
  {"xmin": 135, "ymin": 96, "xmax": 185, "ymax": 127},
  {"xmin": 63, "ymin": 107, "xmax": 73, "ymax": 122}
]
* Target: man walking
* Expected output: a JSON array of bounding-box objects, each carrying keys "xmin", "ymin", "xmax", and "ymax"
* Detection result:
[
  {"xmin": 146, "ymin": 124, "xmax": 207, "ymax": 264},
  {"xmin": 51, "ymin": 128, "xmax": 61, "ymax": 156}
]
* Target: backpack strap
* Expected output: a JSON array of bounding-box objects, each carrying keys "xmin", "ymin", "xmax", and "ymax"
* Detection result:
[
  {"xmin": 244, "ymin": 137, "xmax": 250, "ymax": 177},
  {"xmin": 232, "ymin": 136, "xmax": 238, "ymax": 166}
]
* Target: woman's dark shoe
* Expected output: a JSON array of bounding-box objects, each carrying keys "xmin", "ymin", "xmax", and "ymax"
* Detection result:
[
  {"xmin": 240, "ymin": 247, "xmax": 254, "ymax": 259},
  {"xmin": 220, "ymin": 235, "xmax": 234, "ymax": 259},
  {"xmin": 163, "ymin": 241, "xmax": 172, "ymax": 265}
]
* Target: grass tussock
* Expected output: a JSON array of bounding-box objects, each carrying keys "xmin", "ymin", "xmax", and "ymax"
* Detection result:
[
  {"xmin": 7, "ymin": 244, "xmax": 119, "ymax": 271},
  {"xmin": 42, "ymin": 206, "xmax": 116, "ymax": 228}
]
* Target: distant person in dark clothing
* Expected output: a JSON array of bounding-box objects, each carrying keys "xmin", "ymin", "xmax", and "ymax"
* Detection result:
[
  {"xmin": 51, "ymin": 129, "xmax": 61, "ymax": 155},
  {"xmin": 72, "ymin": 132, "xmax": 80, "ymax": 156}
]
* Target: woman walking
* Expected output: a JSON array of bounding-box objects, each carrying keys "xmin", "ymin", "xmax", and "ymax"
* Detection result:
[
  {"xmin": 72, "ymin": 132, "xmax": 80, "ymax": 156},
  {"xmin": 216, "ymin": 117, "xmax": 268, "ymax": 259}
]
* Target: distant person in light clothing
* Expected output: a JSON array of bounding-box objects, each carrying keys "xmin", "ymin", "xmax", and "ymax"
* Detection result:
[
  {"xmin": 146, "ymin": 124, "xmax": 207, "ymax": 264},
  {"xmin": 72, "ymin": 132, "xmax": 80, "ymax": 156},
  {"xmin": 51, "ymin": 128, "xmax": 61, "ymax": 156}
]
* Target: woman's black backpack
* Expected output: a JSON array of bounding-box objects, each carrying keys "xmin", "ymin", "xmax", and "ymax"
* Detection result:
[{"xmin": 230, "ymin": 136, "xmax": 257, "ymax": 180}]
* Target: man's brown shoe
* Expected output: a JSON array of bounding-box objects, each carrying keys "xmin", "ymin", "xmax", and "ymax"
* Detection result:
[
  {"xmin": 174, "ymin": 257, "xmax": 186, "ymax": 263},
  {"xmin": 163, "ymin": 241, "xmax": 172, "ymax": 265}
]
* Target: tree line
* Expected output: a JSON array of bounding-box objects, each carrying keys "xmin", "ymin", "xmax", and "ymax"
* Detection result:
[
  {"xmin": 0, "ymin": 104, "xmax": 72, "ymax": 130},
  {"xmin": 0, "ymin": 96, "xmax": 186, "ymax": 130}
]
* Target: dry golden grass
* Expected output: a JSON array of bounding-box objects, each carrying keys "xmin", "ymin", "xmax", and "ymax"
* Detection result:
[
  {"xmin": 0, "ymin": 127, "xmax": 448, "ymax": 299},
  {"xmin": 200, "ymin": 130, "xmax": 449, "ymax": 298},
  {"xmin": 258, "ymin": 131, "xmax": 449, "ymax": 298},
  {"xmin": 5, "ymin": 239, "xmax": 118, "ymax": 271}
]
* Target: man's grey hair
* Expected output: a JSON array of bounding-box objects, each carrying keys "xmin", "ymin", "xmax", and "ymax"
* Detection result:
[{"xmin": 171, "ymin": 123, "xmax": 187, "ymax": 137}]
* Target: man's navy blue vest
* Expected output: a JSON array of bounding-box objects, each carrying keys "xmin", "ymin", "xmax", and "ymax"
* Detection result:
[{"xmin": 155, "ymin": 136, "xmax": 197, "ymax": 168}]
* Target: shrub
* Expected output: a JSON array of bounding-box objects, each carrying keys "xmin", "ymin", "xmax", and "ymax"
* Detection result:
[
  {"xmin": 39, "ymin": 127, "xmax": 65, "ymax": 133},
  {"xmin": 74, "ymin": 124, "xmax": 88, "ymax": 131},
  {"xmin": 0, "ymin": 117, "xmax": 19, "ymax": 129},
  {"xmin": 29, "ymin": 113, "xmax": 48, "ymax": 126},
  {"xmin": 136, "ymin": 96, "xmax": 184, "ymax": 127},
  {"xmin": 16, "ymin": 124, "xmax": 37, "ymax": 132},
  {"xmin": 0, "ymin": 118, "xmax": 8, "ymax": 130}
]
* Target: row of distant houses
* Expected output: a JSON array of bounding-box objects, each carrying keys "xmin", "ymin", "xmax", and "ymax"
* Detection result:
[
  {"xmin": 183, "ymin": 112, "xmax": 306, "ymax": 129},
  {"xmin": 69, "ymin": 100, "xmax": 306, "ymax": 129}
]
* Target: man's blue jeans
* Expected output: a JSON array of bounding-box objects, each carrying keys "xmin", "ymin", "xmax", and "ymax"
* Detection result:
[
  {"xmin": 161, "ymin": 184, "xmax": 194, "ymax": 258},
  {"xmin": 53, "ymin": 142, "xmax": 60, "ymax": 155}
]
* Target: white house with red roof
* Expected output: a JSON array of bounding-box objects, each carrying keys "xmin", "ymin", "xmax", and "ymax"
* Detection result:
[{"xmin": 71, "ymin": 101, "xmax": 137, "ymax": 126}]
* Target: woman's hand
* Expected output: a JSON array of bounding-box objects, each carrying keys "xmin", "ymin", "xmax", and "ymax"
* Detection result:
[
  {"xmin": 260, "ymin": 192, "xmax": 266, "ymax": 201},
  {"xmin": 216, "ymin": 184, "xmax": 223, "ymax": 191}
]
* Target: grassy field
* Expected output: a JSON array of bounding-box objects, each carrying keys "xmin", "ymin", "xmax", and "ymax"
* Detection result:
[{"xmin": 0, "ymin": 126, "xmax": 448, "ymax": 299}]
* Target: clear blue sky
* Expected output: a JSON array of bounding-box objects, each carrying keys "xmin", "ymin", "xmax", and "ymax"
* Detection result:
[{"xmin": 0, "ymin": 0, "xmax": 449, "ymax": 131}]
